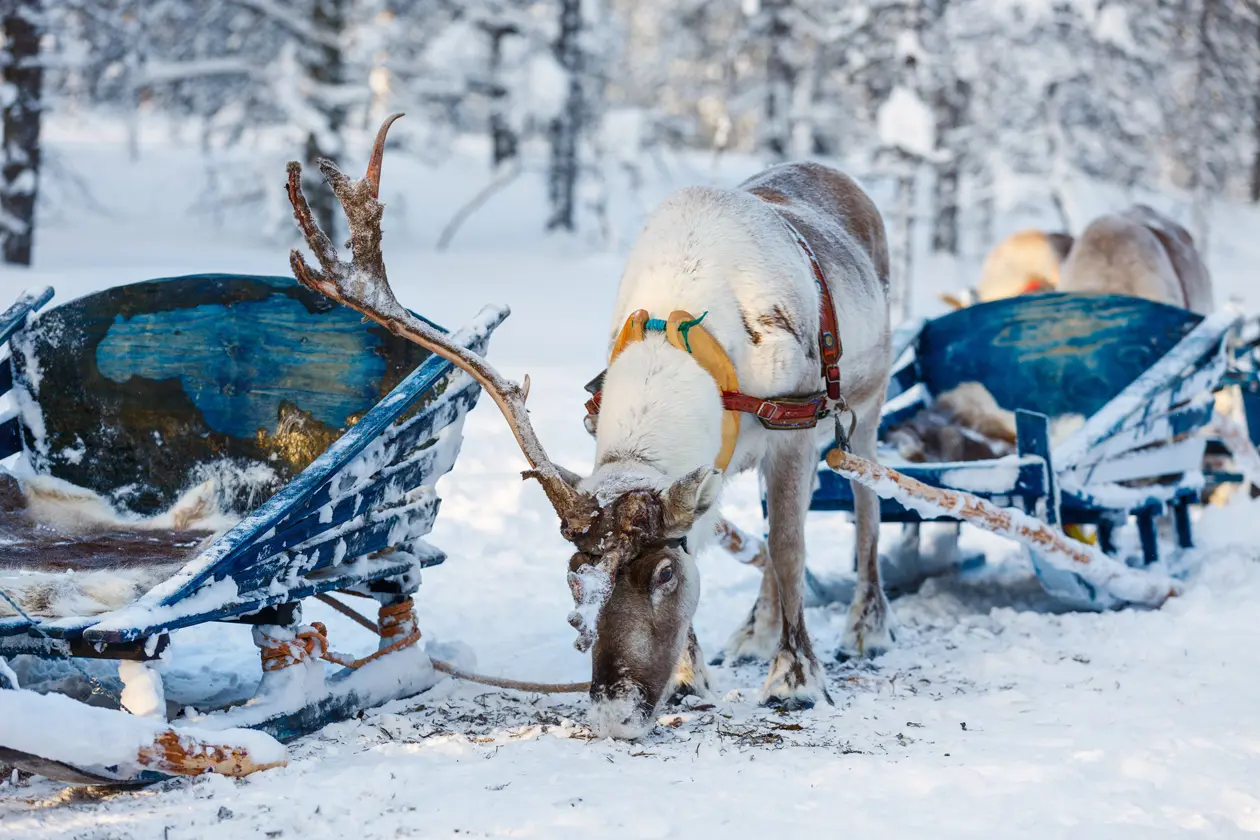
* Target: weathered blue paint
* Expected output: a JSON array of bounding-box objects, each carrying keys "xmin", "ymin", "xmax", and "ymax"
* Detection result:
[
  {"xmin": 275, "ymin": 380, "xmax": 480, "ymax": 529},
  {"xmin": 95, "ymin": 297, "xmax": 386, "ymax": 439},
  {"xmin": 918, "ymin": 293, "xmax": 1202, "ymax": 419}
]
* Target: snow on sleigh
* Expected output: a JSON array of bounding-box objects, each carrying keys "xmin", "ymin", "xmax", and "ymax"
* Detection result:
[
  {"xmin": 0, "ymin": 274, "xmax": 504, "ymax": 784},
  {"xmin": 796, "ymin": 292, "xmax": 1260, "ymax": 611}
]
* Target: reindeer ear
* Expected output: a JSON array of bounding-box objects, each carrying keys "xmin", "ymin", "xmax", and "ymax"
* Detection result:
[{"xmin": 662, "ymin": 467, "xmax": 723, "ymax": 535}]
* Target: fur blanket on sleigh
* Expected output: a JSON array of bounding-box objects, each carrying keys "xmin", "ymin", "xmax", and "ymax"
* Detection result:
[{"xmin": 0, "ymin": 471, "xmax": 228, "ymax": 619}]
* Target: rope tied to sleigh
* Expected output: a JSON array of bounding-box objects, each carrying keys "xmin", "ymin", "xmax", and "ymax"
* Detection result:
[
  {"xmin": 258, "ymin": 598, "xmax": 425, "ymax": 673},
  {"xmin": 264, "ymin": 594, "xmax": 590, "ymax": 694}
]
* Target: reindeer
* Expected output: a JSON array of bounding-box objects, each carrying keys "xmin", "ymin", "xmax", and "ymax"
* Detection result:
[
  {"xmin": 285, "ymin": 116, "xmax": 893, "ymax": 739},
  {"xmin": 1059, "ymin": 204, "xmax": 1214, "ymax": 316},
  {"xmin": 939, "ymin": 229, "xmax": 1074, "ymax": 310}
]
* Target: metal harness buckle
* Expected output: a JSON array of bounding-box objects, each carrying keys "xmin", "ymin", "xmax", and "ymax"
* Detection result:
[{"xmin": 833, "ymin": 396, "xmax": 856, "ymax": 453}]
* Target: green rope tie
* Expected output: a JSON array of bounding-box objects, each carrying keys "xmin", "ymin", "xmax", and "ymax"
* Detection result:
[{"xmin": 643, "ymin": 312, "xmax": 708, "ymax": 353}]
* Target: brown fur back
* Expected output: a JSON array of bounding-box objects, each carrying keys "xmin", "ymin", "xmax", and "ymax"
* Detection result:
[
  {"xmin": 1060, "ymin": 213, "xmax": 1184, "ymax": 308},
  {"xmin": 1119, "ymin": 205, "xmax": 1214, "ymax": 314},
  {"xmin": 1060, "ymin": 206, "xmax": 1214, "ymax": 315},
  {"xmin": 976, "ymin": 229, "xmax": 1073, "ymax": 302},
  {"xmin": 742, "ymin": 162, "xmax": 891, "ymax": 288}
]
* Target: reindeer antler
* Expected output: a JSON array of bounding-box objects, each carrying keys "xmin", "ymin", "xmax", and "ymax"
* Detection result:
[{"xmin": 286, "ymin": 114, "xmax": 598, "ymax": 538}]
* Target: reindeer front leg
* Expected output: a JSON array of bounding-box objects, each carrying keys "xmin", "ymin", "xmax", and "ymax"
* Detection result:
[
  {"xmin": 838, "ymin": 412, "xmax": 894, "ymax": 660},
  {"xmin": 667, "ymin": 627, "xmax": 713, "ymax": 704},
  {"xmin": 760, "ymin": 433, "xmax": 832, "ymax": 709},
  {"xmin": 714, "ymin": 557, "xmax": 781, "ymax": 666}
]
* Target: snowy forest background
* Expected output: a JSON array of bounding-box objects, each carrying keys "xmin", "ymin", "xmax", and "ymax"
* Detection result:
[{"xmin": 3, "ymin": 0, "xmax": 1260, "ymax": 286}]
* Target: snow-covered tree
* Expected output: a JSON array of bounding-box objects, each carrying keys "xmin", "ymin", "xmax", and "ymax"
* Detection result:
[{"xmin": 1, "ymin": 0, "xmax": 42, "ymax": 267}]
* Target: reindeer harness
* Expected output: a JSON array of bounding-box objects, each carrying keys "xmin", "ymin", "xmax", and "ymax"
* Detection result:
[{"xmin": 583, "ymin": 216, "xmax": 851, "ymax": 472}]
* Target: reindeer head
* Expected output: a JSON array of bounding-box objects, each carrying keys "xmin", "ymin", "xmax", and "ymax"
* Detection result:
[
  {"xmin": 284, "ymin": 115, "xmax": 715, "ymax": 740},
  {"xmin": 564, "ymin": 467, "xmax": 720, "ymax": 738}
]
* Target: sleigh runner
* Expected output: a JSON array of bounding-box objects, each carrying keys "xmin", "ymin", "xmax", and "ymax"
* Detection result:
[
  {"xmin": 795, "ymin": 292, "xmax": 1259, "ymax": 610},
  {"xmin": 0, "ymin": 274, "xmax": 505, "ymax": 783}
]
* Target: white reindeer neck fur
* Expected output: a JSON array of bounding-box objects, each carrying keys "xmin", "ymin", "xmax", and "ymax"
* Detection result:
[{"xmin": 583, "ymin": 338, "xmax": 725, "ymax": 529}]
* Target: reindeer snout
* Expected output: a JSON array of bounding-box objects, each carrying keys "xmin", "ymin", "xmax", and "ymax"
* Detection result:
[{"xmin": 589, "ymin": 682, "xmax": 654, "ymax": 740}]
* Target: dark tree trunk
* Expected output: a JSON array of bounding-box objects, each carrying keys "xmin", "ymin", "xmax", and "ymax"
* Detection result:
[
  {"xmin": 547, "ymin": 0, "xmax": 582, "ymax": 232},
  {"xmin": 1252, "ymin": 16, "xmax": 1260, "ymax": 203},
  {"xmin": 763, "ymin": 0, "xmax": 793, "ymax": 160},
  {"xmin": 303, "ymin": 0, "xmax": 346, "ymax": 239},
  {"xmin": 2, "ymin": 0, "xmax": 43, "ymax": 267},
  {"xmin": 931, "ymin": 79, "xmax": 968, "ymax": 255},
  {"xmin": 484, "ymin": 23, "xmax": 519, "ymax": 168}
]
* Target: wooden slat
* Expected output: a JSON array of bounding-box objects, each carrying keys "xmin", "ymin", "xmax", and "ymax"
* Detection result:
[
  {"xmin": 0, "ymin": 286, "xmax": 53, "ymax": 346},
  {"xmin": 1088, "ymin": 350, "xmax": 1225, "ymax": 454},
  {"xmin": 1054, "ymin": 312, "xmax": 1237, "ymax": 470},
  {"xmin": 261, "ymin": 441, "xmax": 457, "ymax": 558},
  {"xmin": 1077, "ymin": 398, "xmax": 1215, "ymax": 468},
  {"xmin": 0, "ymin": 616, "xmax": 34, "ymax": 636},
  {"xmin": 267, "ymin": 380, "xmax": 475, "ymax": 537},
  {"xmin": 227, "ymin": 493, "xmax": 441, "ymax": 593},
  {"xmin": 84, "ymin": 547, "xmax": 443, "ymax": 644},
  {"xmin": 1069, "ymin": 436, "xmax": 1206, "ymax": 487},
  {"xmin": 1060, "ymin": 481, "xmax": 1201, "ymax": 518}
]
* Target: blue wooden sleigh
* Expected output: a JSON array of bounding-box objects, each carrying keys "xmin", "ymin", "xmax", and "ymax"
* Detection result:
[
  {"xmin": 0, "ymin": 275, "xmax": 503, "ymax": 783},
  {"xmin": 794, "ymin": 293, "xmax": 1259, "ymax": 611}
]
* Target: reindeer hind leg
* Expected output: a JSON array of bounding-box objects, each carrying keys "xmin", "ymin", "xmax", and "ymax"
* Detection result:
[
  {"xmin": 838, "ymin": 413, "xmax": 895, "ymax": 660},
  {"xmin": 712, "ymin": 559, "xmax": 781, "ymax": 666}
]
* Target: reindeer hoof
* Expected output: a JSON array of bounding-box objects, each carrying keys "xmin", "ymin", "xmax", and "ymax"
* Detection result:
[
  {"xmin": 761, "ymin": 695, "xmax": 819, "ymax": 712},
  {"xmin": 760, "ymin": 649, "xmax": 832, "ymax": 708},
  {"xmin": 839, "ymin": 587, "xmax": 894, "ymax": 660},
  {"xmin": 717, "ymin": 621, "xmax": 778, "ymax": 668},
  {"xmin": 836, "ymin": 626, "xmax": 895, "ymax": 661}
]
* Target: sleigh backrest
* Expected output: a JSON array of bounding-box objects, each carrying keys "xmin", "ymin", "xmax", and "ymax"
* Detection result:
[
  {"xmin": 5, "ymin": 275, "xmax": 441, "ymax": 517},
  {"xmin": 882, "ymin": 293, "xmax": 1237, "ymax": 496},
  {"xmin": 913, "ymin": 293, "xmax": 1203, "ymax": 419}
]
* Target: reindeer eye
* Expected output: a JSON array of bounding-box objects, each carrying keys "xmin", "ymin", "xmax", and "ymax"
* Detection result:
[{"xmin": 657, "ymin": 564, "xmax": 674, "ymax": 585}]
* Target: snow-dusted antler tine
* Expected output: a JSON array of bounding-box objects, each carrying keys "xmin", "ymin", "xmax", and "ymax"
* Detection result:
[{"xmin": 285, "ymin": 113, "xmax": 598, "ymax": 537}]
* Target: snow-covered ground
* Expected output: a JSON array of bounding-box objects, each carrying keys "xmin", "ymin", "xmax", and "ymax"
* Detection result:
[{"xmin": 4, "ymin": 118, "xmax": 1260, "ymax": 837}]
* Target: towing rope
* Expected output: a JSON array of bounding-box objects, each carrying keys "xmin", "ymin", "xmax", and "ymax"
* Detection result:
[{"xmin": 302, "ymin": 593, "xmax": 590, "ymax": 694}]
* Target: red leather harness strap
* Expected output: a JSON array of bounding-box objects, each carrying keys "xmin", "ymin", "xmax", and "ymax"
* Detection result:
[
  {"xmin": 721, "ymin": 392, "xmax": 828, "ymax": 430},
  {"xmin": 776, "ymin": 214, "xmax": 843, "ymax": 401}
]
